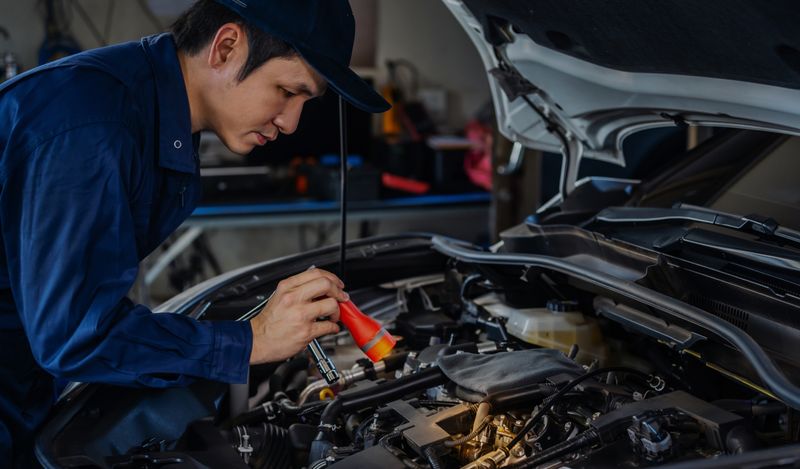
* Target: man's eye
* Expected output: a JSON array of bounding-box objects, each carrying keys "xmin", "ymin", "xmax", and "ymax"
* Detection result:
[{"xmin": 282, "ymin": 88, "xmax": 296, "ymax": 98}]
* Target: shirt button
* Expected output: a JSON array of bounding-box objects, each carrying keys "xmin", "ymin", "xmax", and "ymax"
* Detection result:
[{"xmin": 173, "ymin": 140, "xmax": 182, "ymax": 149}]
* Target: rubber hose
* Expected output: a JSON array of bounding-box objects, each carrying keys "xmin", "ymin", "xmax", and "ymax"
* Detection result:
[
  {"xmin": 267, "ymin": 355, "xmax": 309, "ymax": 401},
  {"xmin": 222, "ymin": 400, "xmax": 325, "ymax": 429},
  {"xmin": 250, "ymin": 423, "xmax": 292, "ymax": 469},
  {"xmin": 424, "ymin": 446, "xmax": 444, "ymax": 469},
  {"xmin": 444, "ymin": 414, "xmax": 493, "ymax": 447},
  {"xmin": 315, "ymin": 367, "xmax": 447, "ymax": 443},
  {"xmin": 712, "ymin": 399, "xmax": 786, "ymax": 417},
  {"xmin": 483, "ymin": 384, "xmax": 550, "ymax": 411},
  {"xmin": 382, "ymin": 351, "xmax": 411, "ymax": 371},
  {"xmin": 339, "ymin": 367, "xmax": 447, "ymax": 414},
  {"xmin": 473, "ymin": 402, "xmax": 491, "ymax": 433}
]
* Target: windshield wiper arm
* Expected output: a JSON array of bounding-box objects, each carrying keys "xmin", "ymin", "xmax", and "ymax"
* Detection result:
[{"xmin": 592, "ymin": 204, "xmax": 800, "ymax": 247}]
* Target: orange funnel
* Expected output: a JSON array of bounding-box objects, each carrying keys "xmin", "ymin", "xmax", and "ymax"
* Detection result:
[{"xmin": 339, "ymin": 300, "xmax": 397, "ymax": 362}]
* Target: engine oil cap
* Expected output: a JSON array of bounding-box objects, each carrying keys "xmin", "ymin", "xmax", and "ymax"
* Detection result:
[{"xmin": 546, "ymin": 299, "xmax": 580, "ymax": 313}]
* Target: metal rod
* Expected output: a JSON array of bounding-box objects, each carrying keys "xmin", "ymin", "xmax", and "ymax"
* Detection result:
[
  {"xmin": 304, "ymin": 98, "xmax": 350, "ymax": 386},
  {"xmin": 339, "ymin": 95, "xmax": 348, "ymax": 284}
]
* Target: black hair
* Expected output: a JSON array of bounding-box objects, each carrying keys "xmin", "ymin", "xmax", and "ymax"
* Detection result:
[{"xmin": 171, "ymin": 0, "xmax": 298, "ymax": 81}]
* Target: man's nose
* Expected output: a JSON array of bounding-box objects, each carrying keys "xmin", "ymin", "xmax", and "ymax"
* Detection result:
[{"xmin": 274, "ymin": 100, "xmax": 304, "ymax": 136}]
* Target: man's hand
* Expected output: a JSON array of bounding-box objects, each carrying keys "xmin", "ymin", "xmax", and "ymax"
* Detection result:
[{"xmin": 249, "ymin": 268, "xmax": 347, "ymax": 365}]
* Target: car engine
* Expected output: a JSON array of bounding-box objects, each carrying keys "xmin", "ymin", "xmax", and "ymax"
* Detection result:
[
  {"xmin": 39, "ymin": 235, "xmax": 800, "ymax": 468},
  {"xmin": 134, "ymin": 281, "xmax": 796, "ymax": 466}
]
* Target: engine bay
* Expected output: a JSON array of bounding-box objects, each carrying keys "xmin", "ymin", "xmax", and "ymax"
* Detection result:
[{"xmin": 36, "ymin": 232, "xmax": 800, "ymax": 468}]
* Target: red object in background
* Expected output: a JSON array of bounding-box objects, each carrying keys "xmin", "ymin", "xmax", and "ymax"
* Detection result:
[
  {"xmin": 339, "ymin": 300, "xmax": 397, "ymax": 362},
  {"xmin": 463, "ymin": 119, "xmax": 493, "ymax": 190},
  {"xmin": 381, "ymin": 172, "xmax": 431, "ymax": 194}
]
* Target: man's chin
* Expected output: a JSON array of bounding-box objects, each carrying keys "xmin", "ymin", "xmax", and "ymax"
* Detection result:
[
  {"xmin": 235, "ymin": 143, "xmax": 256, "ymax": 155},
  {"xmin": 217, "ymin": 135, "xmax": 254, "ymax": 156}
]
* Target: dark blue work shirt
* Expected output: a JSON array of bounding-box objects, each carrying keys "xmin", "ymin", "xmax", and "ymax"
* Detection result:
[{"xmin": 0, "ymin": 34, "xmax": 252, "ymax": 466}]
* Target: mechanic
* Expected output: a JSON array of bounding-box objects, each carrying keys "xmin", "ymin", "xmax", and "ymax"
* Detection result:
[{"xmin": 0, "ymin": 0, "xmax": 389, "ymax": 466}]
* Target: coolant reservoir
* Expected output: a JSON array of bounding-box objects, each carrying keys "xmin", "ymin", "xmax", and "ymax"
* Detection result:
[{"xmin": 504, "ymin": 300, "xmax": 608, "ymax": 365}]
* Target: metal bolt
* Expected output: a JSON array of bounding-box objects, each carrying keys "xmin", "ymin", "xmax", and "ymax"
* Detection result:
[{"xmin": 511, "ymin": 445, "xmax": 526, "ymax": 458}]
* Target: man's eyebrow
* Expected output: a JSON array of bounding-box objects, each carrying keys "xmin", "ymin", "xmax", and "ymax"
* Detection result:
[{"xmin": 291, "ymin": 82, "xmax": 326, "ymax": 98}]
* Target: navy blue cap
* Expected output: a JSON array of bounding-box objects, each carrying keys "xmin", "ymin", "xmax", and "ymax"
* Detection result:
[{"xmin": 213, "ymin": 0, "xmax": 390, "ymax": 113}]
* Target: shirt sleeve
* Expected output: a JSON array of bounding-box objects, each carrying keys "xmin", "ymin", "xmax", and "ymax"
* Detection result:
[{"xmin": 1, "ymin": 122, "xmax": 252, "ymax": 387}]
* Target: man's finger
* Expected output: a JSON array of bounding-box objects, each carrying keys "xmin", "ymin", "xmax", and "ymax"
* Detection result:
[
  {"xmin": 311, "ymin": 320, "xmax": 340, "ymax": 339},
  {"xmin": 278, "ymin": 267, "xmax": 344, "ymax": 292},
  {"xmin": 297, "ymin": 276, "xmax": 348, "ymax": 303},
  {"xmin": 304, "ymin": 297, "xmax": 341, "ymax": 321},
  {"xmin": 326, "ymin": 304, "xmax": 341, "ymax": 323}
]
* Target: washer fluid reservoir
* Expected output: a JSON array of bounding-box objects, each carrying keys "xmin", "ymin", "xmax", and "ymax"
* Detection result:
[{"xmin": 505, "ymin": 300, "xmax": 607, "ymax": 365}]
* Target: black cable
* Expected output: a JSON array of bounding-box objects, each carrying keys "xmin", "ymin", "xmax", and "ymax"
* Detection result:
[
  {"xmin": 338, "ymin": 95, "xmax": 348, "ymax": 284},
  {"xmin": 505, "ymin": 428, "xmax": 601, "ymax": 469},
  {"xmin": 506, "ymin": 367, "xmax": 653, "ymax": 450}
]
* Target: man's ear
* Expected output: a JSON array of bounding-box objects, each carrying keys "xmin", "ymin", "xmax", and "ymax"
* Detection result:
[{"xmin": 207, "ymin": 23, "xmax": 246, "ymax": 70}]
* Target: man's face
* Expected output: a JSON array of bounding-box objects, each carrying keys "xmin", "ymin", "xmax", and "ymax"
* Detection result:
[{"xmin": 204, "ymin": 37, "xmax": 326, "ymax": 155}]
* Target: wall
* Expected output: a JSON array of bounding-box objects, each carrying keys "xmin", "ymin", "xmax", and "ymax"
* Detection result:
[{"xmin": 1, "ymin": 0, "xmax": 490, "ymax": 129}]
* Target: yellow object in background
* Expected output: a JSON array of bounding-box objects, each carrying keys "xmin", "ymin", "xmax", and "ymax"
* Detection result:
[
  {"xmin": 319, "ymin": 387, "xmax": 335, "ymax": 401},
  {"xmin": 381, "ymin": 84, "xmax": 402, "ymax": 136}
]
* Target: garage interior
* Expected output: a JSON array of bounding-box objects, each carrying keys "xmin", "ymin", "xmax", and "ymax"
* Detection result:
[
  {"xmin": 1, "ymin": 0, "xmax": 544, "ymax": 306},
  {"xmin": 7, "ymin": 2, "xmax": 800, "ymax": 468}
]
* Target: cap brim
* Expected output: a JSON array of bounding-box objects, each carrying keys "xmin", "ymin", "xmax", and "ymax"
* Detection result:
[{"xmin": 295, "ymin": 45, "xmax": 391, "ymax": 114}]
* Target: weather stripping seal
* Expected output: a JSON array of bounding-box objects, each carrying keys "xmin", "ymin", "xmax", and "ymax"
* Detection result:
[{"xmin": 431, "ymin": 235, "xmax": 800, "ymax": 409}]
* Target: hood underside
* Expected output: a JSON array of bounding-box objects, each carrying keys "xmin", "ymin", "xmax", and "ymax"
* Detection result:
[{"xmin": 443, "ymin": 0, "xmax": 800, "ymax": 166}]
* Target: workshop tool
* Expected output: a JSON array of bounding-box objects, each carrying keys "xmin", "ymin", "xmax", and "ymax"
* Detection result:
[
  {"xmin": 339, "ymin": 300, "xmax": 397, "ymax": 362},
  {"xmin": 307, "ymin": 338, "xmax": 339, "ymax": 384},
  {"xmin": 305, "ymin": 95, "xmax": 351, "ymax": 385},
  {"xmin": 299, "ymin": 264, "xmax": 339, "ymax": 385},
  {"xmin": 233, "ymin": 269, "xmax": 339, "ymax": 385}
]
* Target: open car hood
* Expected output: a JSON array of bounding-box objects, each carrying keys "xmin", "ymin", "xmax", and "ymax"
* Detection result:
[{"xmin": 443, "ymin": 0, "xmax": 800, "ymax": 188}]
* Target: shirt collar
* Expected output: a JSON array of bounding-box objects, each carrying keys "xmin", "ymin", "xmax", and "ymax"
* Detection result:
[{"xmin": 141, "ymin": 33, "xmax": 197, "ymax": 174}]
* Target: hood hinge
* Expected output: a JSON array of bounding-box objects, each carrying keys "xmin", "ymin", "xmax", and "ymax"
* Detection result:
[{"xmin": 490, "ymin": 56, "xmax": 584, "ymax": 201}]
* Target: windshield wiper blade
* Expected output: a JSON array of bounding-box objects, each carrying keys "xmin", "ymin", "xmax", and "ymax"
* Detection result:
[{"xmin": 592, "ymin": 204, "xmax": 800, "ymax": 247}]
